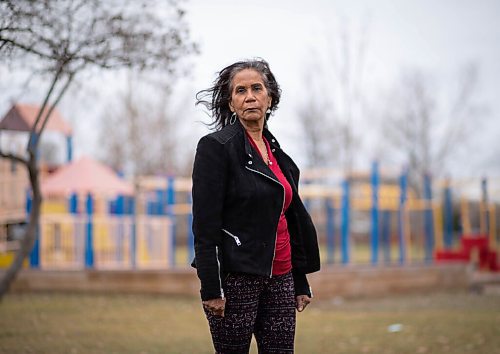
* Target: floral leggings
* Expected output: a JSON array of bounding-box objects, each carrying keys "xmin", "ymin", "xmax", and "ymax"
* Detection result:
[{"xmin": 204, "ymin": 271, "xmax": 296, "ymax": 354}]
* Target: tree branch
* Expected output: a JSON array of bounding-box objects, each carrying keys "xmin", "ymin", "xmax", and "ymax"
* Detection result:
[{"xmin": 0, "ymin": 150, "xmax": 28, "ymax": 165}]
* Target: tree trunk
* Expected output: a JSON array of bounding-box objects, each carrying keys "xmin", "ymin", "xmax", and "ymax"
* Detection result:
[{"xmin": 0, "ymin": 152, "xmax": 41, "ymax": 300}]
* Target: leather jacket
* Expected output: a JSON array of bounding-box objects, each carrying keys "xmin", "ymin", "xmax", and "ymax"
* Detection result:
[{"xmin": 192, "ymin": 120, "xmax": 320, "ymax": 301}]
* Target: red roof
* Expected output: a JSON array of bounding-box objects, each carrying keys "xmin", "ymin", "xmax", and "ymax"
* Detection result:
[
  {"xmin": 0, "ymin": 103, "xmax": 72, "ymax": 136},
  {"xmin": 41, "ymin": 156, "xmax": 133, "ymax": 197}
]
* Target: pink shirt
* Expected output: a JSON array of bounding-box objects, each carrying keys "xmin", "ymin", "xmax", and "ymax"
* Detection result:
[{"xmin": 247, "ymin": 133, "xmax": 292, "ymax": 275}]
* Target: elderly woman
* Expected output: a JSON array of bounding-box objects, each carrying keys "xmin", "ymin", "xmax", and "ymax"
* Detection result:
[{"xmin": 192, "ymin": 58, "xmax": 320, "ymax": 354}]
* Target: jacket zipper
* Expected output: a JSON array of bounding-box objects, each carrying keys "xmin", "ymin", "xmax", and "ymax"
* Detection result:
[
  {"xmin": 245, "ymin": 166, "xmax": 284, "ymax": 277},
  {"xmin": 222, "ymin": 229, "xmax": 242, "ymax": 246},
  {"xmin": 215, "ymin": 246, "xmax": 224, "ymax": 298}
]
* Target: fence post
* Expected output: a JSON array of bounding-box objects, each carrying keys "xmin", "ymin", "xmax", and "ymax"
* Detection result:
[
  {"xmin": 371, "ymin": 161, "xmax": 380, "ymax": 265},
  {"xmin": 27, "ymin": 191, "xmax": 40, "ymax": 268},
  {"xmin": 398, "ymin": 169, "xmax": 408, "ymax": 264},
  {"xmin": 85, "ymin": 193, "xmax": 94, "ymax": 268},
  {"xmin": 443, "ymin": 180, "xmax": 453, "ymax": 248},
  {"xmin": 325, "ymin": 198, "xmax": 335, "ymax": 264},
  {"xmin": 167, "ymin": 176, "xmax": 176, "ymax": 267},
  {"xmin": 341, "ymin": 179, "xmax": 350, "ymax": 264}
]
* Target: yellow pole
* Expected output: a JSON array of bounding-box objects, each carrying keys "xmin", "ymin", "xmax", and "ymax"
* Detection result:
[
  {"xmin": 461, "ymin": 198, "xmax": 471, "ymax": 235},
  {"xmin": 434, "ymin": 204, "xmax": 444, "ymax": 251}
]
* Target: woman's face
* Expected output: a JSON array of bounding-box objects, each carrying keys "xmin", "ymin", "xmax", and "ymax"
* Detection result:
[{"xmin": 229, "ymin": 69, "xmax": 272, "ymax": 126}]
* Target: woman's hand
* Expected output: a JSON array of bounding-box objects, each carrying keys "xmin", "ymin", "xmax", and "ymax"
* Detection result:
[
  {"xmin": 202, "ymin": 298, "xmax": 226, "ymax": 317},
  {"xmin": 296, "ymin": 295, "xmax": 311, "ymax": 312}
]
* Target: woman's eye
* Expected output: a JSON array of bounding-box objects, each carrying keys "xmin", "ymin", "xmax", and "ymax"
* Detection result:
[
  {"xmin": 236, "ymin": 88, "xmax": 245, "ymax": 94},
  {"xmin": 252, "ymin": 85, "xmax": 262, "ymax": 91}
]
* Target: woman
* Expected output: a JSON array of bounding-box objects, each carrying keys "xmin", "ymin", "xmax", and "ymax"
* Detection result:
[{"xmin": 192, "ymin": 58, "xmax": 320, "ymax": 354}]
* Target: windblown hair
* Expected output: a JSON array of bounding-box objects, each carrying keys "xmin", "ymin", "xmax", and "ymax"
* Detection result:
[{"xmin": 195, "ymin": 58, "xmax": 281, "ymax": 131}]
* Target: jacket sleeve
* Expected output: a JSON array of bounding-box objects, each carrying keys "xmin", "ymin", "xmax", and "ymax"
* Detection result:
[
  {"xmin": 292, "ymin": 268, "xmax": 312, "ymax": 297},
  {"xmin": 192, "ymin": 135, "xmax": 227, "ymax": 301}
]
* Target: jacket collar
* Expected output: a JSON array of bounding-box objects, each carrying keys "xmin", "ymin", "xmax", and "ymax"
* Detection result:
[{"xmin": 227, "ymin": 119, "xmax": 282, "ymax": 184}]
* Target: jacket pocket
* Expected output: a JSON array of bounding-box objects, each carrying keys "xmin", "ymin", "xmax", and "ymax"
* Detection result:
[{"xmin": 222, "ymin": 229, "xmax": 242, "ymax": 246}]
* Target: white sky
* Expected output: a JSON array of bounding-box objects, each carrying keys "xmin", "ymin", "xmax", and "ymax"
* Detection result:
[
  {"xmin": 1, "ymin": 0, "xmax": 499, "ymax": 184},
  {"xmin": 176, "ymin": 0, "xmax": 500, "ymax": 176}
]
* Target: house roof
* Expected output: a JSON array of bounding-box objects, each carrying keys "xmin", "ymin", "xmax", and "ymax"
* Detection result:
[
  {"xmin": 41, "ymin": 156, "xmax": 133, "ymax": 197},
  {"xmin": 0, "ymin": 103, "xmax": 73, "ymax": 136}
]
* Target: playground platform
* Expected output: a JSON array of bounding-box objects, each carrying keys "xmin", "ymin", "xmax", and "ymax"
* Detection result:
[{"xmin": 6, "ymin": 263, "xmax": 494, "ymax": 300}]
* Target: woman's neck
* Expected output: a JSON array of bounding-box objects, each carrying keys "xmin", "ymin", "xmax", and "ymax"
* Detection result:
[{"xmin": 240, "ymin": 120, "xmax": 264, "ymax": 142}]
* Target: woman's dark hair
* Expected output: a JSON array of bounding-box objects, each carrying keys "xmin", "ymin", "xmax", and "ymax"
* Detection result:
[{"xmin": 196, "ymin": 58, "xmax": 281, "ymax": 131}]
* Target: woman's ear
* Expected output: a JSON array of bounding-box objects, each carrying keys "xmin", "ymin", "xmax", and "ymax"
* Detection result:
[{"xmin": 229, "ymin": 101, "xmax": 234, "ymax": 112}]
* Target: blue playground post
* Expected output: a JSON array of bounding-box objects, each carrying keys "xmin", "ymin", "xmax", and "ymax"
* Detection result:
[
  {"xmin": 371, "ymin": 161, "xmax": 380, "ymax": 265},
  {"xmin": 325, "ymin": 198, "xmax": 335, "ymax": 264},
  {"xmin": 398, "ymin": 169, "xmax": 408, "ymax": 264},
  {"xmin": 66, "ymin": 135, "xmax": 73, "ymax": 162},
  {"xmin": 116, "ymin": 194, "xmax": 124, "ymax": 263},
  {"xmin": 341, "ymin": 179, "xmax": 350, "ymax": 264},
  {"xmin": 443, "ymin": 181, "xmax": 453, "ymax": 248},
  {"xmin": 423, "ymin": 173, "xmax": 434, "ymax": 263},
  {"xmin": 27, "ymin": 191, "xmax": 40, "ymax": 268},
  {"xmin": 85, "ymin": 193, "xmax": 94, "ymax": 268},
  {"xmin": 167, "ymin": 176, "xmax": 176, "ymax": 267},
  {"xmin": 381, "ymin": 210, "xmax": 391, "ymax": 263},
  {"xmin": 69, "ymin": 193, "xmax": 78, "ymax": 214},
  {"xmin": 187, "ymin": 193, "xmax": 195, "ymax": 263}
]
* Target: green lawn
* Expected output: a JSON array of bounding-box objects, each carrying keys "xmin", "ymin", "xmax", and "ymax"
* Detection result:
[{"xmin": 1, "ymin": 291, "xmax": 499, "ymax": 354}]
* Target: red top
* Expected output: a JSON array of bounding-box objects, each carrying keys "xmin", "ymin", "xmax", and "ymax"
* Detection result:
[{"xmin": 247, "ymin": 133, "xmax": 292, "ymax": 275}]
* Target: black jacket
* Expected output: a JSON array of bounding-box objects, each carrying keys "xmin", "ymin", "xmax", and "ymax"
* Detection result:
[{"xmin": 192, "ymin": 120, "xmax": 320, "ymax": 301}]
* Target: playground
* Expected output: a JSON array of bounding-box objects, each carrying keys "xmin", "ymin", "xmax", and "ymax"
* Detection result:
[{"xmin": 1, "ymin": 290, "xmax": 499, "ymax": 354}]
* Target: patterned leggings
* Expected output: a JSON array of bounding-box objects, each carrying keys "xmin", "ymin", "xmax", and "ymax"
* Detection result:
[{"xmin": 204, "ymin": 271, "xmax": 296, "ymax": 354}]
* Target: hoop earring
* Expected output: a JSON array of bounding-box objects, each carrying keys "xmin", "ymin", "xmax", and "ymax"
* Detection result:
[{"xmin": 229, "ymin": 112, "xmax": 237, "ymax": 125}]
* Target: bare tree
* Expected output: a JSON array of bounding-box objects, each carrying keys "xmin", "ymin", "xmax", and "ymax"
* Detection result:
[
  {"xmin": 297, "ymin": 17, "xmax": 370, "ymax": 173},
  {"xmin": 99, "ymin": 71, "xmax": 182, "ymax": 176},
  {"xmin": 380, "ymin": 64, "xmax": 485, "ymax": 196},
  {"xmin": 0, "ymin": 0, "xmax": 196, "ymax": 298}
]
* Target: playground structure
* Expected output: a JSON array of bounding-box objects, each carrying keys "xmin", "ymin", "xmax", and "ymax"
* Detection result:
[
  {"xmin": 0, "ymin": 104, "xmax": 498, "ymax": 271},
  {"xmin": 1, "ymin": 161, "xmax": 497, "ymax": 272}
]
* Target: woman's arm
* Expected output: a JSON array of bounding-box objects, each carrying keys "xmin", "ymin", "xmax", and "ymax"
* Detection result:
[{"xmin": 192, "ymin": 135, "xmax": 227, "ymax": 301}]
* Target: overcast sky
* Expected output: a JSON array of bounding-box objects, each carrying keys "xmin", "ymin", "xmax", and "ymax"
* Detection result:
[
  {"xmin": 2, "ymin": 0, "xmax": 499, "ymax": 188},
  {"xmin": 174, "ymin": 0, "xmax": 500, "ymax": 177}
]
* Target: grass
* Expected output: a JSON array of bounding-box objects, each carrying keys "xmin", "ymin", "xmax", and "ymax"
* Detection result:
[{"xmin": 1, "ymin": 291, "xmax": 499, "ymax": 353}]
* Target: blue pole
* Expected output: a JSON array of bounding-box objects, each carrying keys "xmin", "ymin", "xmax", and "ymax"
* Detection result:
[
  {"xmin": 371, "ymin": 161, "xmax": 380, "ymax": 265},
  {"xmin": 341, "ymin": 179, "xmax": 350, "ymax": 264},
  {"xmin": 398, "ymin": 169, "xmax": 408, "ymax": 264},
  {"xmin": 382, "ymin": 210, "xmax": 391, "ymax": 263},
  {"xmin": 66, "ymin": 135, "xmax": 73, "ymax": 162},
  {"xmin": 116, "ymin": 195, "xmax": 124, "ymax": 263},
  {"xmin": 187, "ymin": 192, "xmax": 195, "ymax": 264},
  {"xmin": 27, "ymin": 191, "xmax": 40, "ymax": 268},
  {"xmin": 325, "ymin": 198, "xmax": 335, "ymax": 264},
  {"xmin": 167, "ymin": 176, "xmax": 176, "ymax": 267},
  {"xmin": 69, "ymin": 193, "xmax": 78, "ymax": 214},
  {"xmin": 85, "ymin": 193, "xmax": 94, "ymax": 268},
  {"xmin": 443, "ymin": 182, "xmax": 453, "ymax": 248},
  {"xmin": 423, "ymin": 173, "xmax": 434, "ymax": 263}
]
